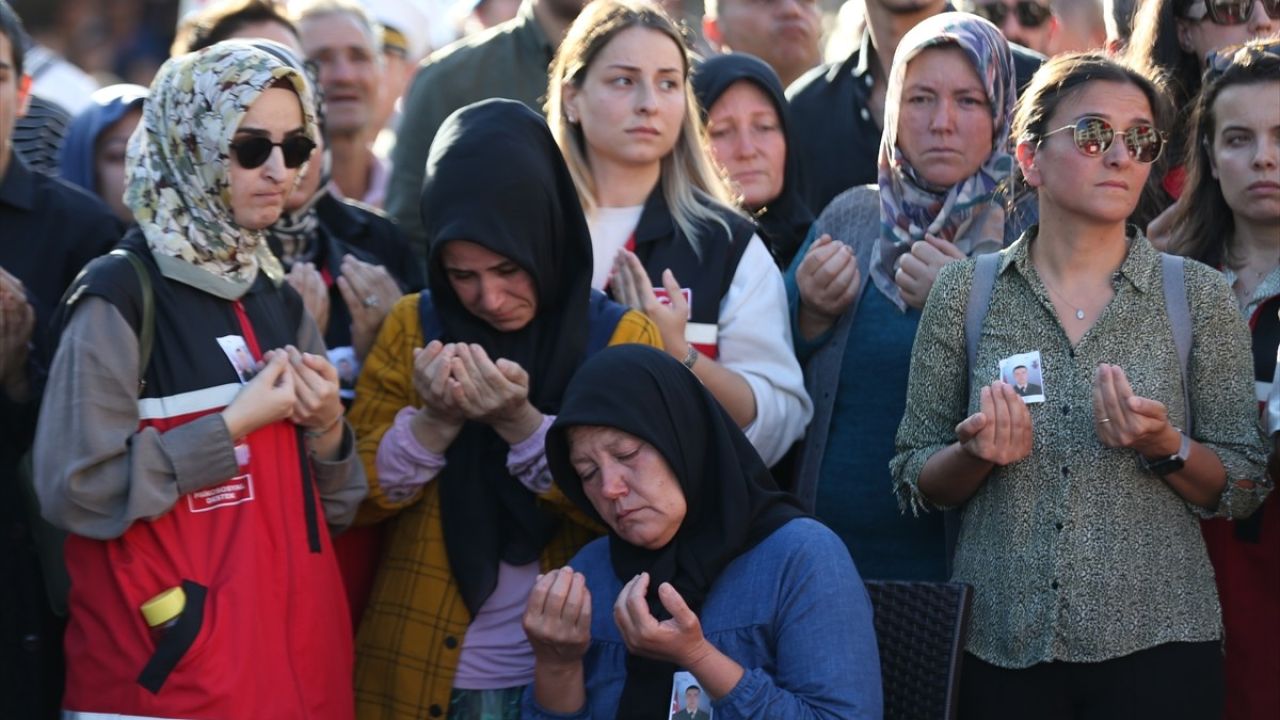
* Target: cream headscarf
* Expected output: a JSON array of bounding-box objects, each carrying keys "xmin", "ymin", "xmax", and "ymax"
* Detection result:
[{"xmin": 124, "ymin": 40, "xmax": 320, "ymax": 299}]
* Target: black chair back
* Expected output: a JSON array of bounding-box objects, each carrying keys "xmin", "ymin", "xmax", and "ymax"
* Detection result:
[{"xmin": 865, "ymin": 580, "xmax": 973, "ymax": 720}]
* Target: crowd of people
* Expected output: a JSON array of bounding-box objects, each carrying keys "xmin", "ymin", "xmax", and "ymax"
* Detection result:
[{"xmin": 0, "ymin": 0, "xmax": 1276, "ymax": 719}]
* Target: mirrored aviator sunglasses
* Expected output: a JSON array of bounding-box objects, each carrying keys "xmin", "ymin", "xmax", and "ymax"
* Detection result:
[
  {"xmin": 1185, "ymin": 0, "xmax": 1280, "ymax": 25},
  {"xmin": 971, "ymin": 0, "xmax": 1054, "ymax": 27},
  {"xmin": 229, "ymin": 135, "xmax": 317, "ymax": 169},
  {"xmin": 1042, "ymin": 116, "xmax": 1167, "ymax": 163}
]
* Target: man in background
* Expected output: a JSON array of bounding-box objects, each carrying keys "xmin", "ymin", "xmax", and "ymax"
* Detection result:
[{"xmin": 702, "ymin": 0, "xmax": 823, "ymax": 87}]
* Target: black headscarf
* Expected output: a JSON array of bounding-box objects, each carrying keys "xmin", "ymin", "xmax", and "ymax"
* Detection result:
[
  {"xmin": 421, "ymin": 98, "xmax": 595, "ymax": 617},
  {"xmin": 692, "ymin": 53, "xmax": 813, "ymax": 270},
  {"xmin": 546, "ymin": 345, "xmax": 807, "ymax": 720}
]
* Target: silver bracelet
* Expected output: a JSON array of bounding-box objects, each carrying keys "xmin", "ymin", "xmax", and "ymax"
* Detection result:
[{"xmin": 681, "ymin": 344, "xmax": 699, "ymax": 370}]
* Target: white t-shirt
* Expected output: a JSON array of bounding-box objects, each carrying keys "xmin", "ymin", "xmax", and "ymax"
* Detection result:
[{"xmin": 586, "ymin": 205, "xmax": 645, "ymax": 291}]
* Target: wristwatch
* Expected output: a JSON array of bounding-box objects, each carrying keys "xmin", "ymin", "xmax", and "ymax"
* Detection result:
[{"xmin": 1141, "ymin": 430, "xmax": 1191, "ymax": 477}]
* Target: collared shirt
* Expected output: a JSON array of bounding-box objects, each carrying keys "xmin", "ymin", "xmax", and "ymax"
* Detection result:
[
  {"xmin": 786, "ymin": 27, "xmax": 1044, "ymax": 215},
  {"xmin": 384, "ymin": 0, "xmax": 555, "ymax": 256},
  {"xmin": 891, "ymin": 228, "xmax": 1270, "ymax": 668}
]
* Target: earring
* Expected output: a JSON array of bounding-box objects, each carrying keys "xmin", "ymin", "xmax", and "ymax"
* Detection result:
[{"xmin": 566, "ymin": 113, "xmax": 578, "ymax": 124}]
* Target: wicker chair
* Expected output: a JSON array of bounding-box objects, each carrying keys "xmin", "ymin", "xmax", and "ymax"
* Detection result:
[{"xmin": 864, "ymin": 580, "xmax": 973, "ymax": 720}]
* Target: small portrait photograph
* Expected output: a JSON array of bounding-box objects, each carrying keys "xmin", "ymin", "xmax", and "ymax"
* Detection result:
[
  {"xmin": 327, "ymin": 345, "xmax": 360, "ymax": 400},
  {"xmin": 999, "ymin": 350, "xmax": 1046, "ymax": 404},
  {"xmin": 216, "ymin": 335, "xmax": 258, "ymax": 383},
  {"xmin": 669, "ymin": 671, "xmax": 712, "ymax": 720}
]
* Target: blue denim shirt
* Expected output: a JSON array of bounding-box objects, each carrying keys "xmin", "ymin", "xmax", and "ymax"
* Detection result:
[{"xmin": 522, "ymin": 518, "xmax": 883, "ymax": 719}]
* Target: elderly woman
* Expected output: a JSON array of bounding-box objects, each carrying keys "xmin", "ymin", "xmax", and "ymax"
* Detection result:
[
  {"xmin": 56, "ymin": 83, "xmax": 148, "ymax": 224},
  {"xmin": 785, "ymin": 13, "xmax": 1024, "ymax": 580},
  {"xmin": 349, "ymin": 99, "xmax": 662, "ymax": 720},
  {"xmin": 523, "ymin": 344, "xmax": 881, "ymax": 720},
  {"xmin": 34, "ymin": 41, "xmax": 364, "ymax": 718},
  {"xmin": 891, "ymin": 51, "xmax": 1271, "ymax": 718},
  {"xmin": 692, "ymin": 53, "xmax": 814, "ymax": 270},
  {"xmin": 1168, "ymin": 38, "xmax": 1280, "ymax": 720}
]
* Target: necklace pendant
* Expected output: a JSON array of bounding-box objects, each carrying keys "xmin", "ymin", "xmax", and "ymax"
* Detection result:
[{"xmin": 1075, "ymin": 309, "xmax": 1085, "ymax": 320}]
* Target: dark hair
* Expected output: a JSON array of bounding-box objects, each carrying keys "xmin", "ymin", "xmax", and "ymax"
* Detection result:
[
  {"xmin": 1124, "ymin": 0, "xmax": 1199, "ymax": 161},
  {"xmin": 1169, "ymin": 40, "xmax": 1280, "ymax": 267},
  {"xmin": 1103, "ymin": 0, "xmax": 1139, "ymax": 47},
  {"xmin": 172, "ymin": 0, "xmax": 299, "ymax": 56},
  {"xmin": 0, "ymin": 0, "xmax": 30, "ymax": 77},
  {"xmin": 1010, "ymin": 53, "xmax": 1171, "ymax": 207},
  {"xmin": 1014, "ymin": 365, "xmax": 1028, "ymax": 371}
]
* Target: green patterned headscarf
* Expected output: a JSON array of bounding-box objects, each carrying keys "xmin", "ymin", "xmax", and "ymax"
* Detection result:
[{"xmin": 125, "ymin": 40, "xmax": 320, "ymax": 299}]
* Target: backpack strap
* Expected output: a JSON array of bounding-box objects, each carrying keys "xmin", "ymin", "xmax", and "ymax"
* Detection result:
[
  {"xmin": 1160, "ymin": 253, "xmax": 1193, "ymax": 435},
  {"xmin": 964, "ymin": 253, "xmax": 1001, "ymax": 398},
  {"xmin": 585, "ymin": 290, "xmax": 628, "ymax": 355},
  {"xmin": 416, "ymin": 291, "xmax": 443, "ymax": 344}
]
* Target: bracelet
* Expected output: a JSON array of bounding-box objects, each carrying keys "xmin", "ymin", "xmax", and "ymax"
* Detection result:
[
  {"xmin": 304, "ymin": 414, "xmax": 344, "ymax": 439},
  {"xmin": 681, "ymin": 344, "xmax": 699, "ymax": 370}
]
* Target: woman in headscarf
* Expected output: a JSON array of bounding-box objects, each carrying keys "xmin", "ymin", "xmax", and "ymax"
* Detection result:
[
  {"xmin": 349, "ymin": 99, "xmax": 662, "ymax": 720},
  {"xmin": 34, "ymin": 41, "xmax": 364, "ymax": 719},
  {"xmin": 522, "ymin": 344, "xmax": 881, "ymax": 719},
  {"xmin": 57, "ymin": 83, "xmax": 148, "ymax": 224},
  {"xmin": 784, "ymin": 12, "xmax": 1024, "ymax": 580},
  {"xmin": 692, "ymin": 53, "xmax": 813, "ymax": 270},
  {"xmin": 1167, "ymin": 38, "xmax": 1280, "ymax": 720}
]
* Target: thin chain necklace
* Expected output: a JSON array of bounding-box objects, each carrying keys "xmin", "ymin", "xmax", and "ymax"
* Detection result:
[{"xmin": 1039, "ymin": 271, "xmax": 1092, "ymax": 321}]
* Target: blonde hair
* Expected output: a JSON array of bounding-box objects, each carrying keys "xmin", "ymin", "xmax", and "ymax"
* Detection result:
[{"xmin": 546, "ymin": 0, "xmax": 739, "ymax": 253}]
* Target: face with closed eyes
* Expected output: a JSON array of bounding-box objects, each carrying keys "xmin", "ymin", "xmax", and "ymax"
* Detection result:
[
  {"xmin": 568, "ymin": 425, "xmax": 687, "ymax": 550},
  {"xmin": 895, "ymin": 46, "xmax": 995, "ymax": 189},
  {"xmin": 228, "ymin": 86, "xmax": 307, "ymax": 230}
]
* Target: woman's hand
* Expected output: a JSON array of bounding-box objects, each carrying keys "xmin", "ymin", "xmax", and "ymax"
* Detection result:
[
  {"xmin": 611, "ymin": 249, "xmax": 690, "ymax": 358},
  {"xmin": 955, "ymin": 381, "xmax": 1033, "ymax": 466},
  {"xmin": 447, "ymin": 344, "xmax": 542, "ymax": 443},
  {"xmin": 613, "ymin": 572, "xmax": 711, "ymax": 668},
  {"xmin": 796, "ymin": 233, "xmax": 859, "ymax": 340},
  {"xmin": 286, "ymin": 262, "xmax": 330, "ymax": 336},
  {"xmin": 337, "ymin": 255, "xmax": 403, "ymax": 361},
  {"xmin": 407, "ymin": 341, "xmax": 465, "ymax": 453},
  {"xmin": 895, "ymin": 234, "xmax": 966, "ymax": 310},
  {"xmin": 1092, "ymin": 363, "xmax": 1181, "ymax": 457},
  {"xmin": 282, "ymin": 346, "xmax": 343, "ymax": 431},
  {"xmin": 524, "ymin": 567, "xmax": 592, "ymax": 665},
  {"xmin": 221, "ymin": 351, "xmax": 297, "ymax": 439}
]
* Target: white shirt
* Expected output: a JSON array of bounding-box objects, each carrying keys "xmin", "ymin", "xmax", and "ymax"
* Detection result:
[{"xmin": 587, "ymin": 205, "xmax": 645, "ymax": 290}]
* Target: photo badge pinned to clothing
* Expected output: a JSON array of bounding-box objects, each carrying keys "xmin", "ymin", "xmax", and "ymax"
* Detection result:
[
  {"xmin": 669, "ymin": 670, "xmax": 713, "ymax": 720},
  {"xmin": 215, "ymin": 334, "xmax": 258, "ymax": 384},
  {"xmin": 999, "ymin": 350, "xmax": 1046, "ymax": 404}
]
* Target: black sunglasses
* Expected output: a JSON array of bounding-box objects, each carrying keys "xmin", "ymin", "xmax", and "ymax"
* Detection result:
[
  {"xmin": 229, "ymin": 135, "xmax": 317, "ymax": 169},
  {"xmin": 1041, "ymin": 116, "xmax": 1167, "ymax": 164},
  {"xmin": 1184, "ymin": 0, "xmax": 1280, "ymax": 24},
  {"xmin": 968, "ymin": 0, "xmax": 1054, "ymax": 27}
]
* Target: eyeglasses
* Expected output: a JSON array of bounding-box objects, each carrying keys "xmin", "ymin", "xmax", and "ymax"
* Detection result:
[
  {"xmin": 1183, "ymin": 0, "xmax": 1280, "ymax": 25},
  {"xmin": 1041, "ymin": 116, "xmax": 1167, "ymax": 163},
  {"xmin": 967, "ymin": 1, "xmax": 1054, "ymax": 28},
  {"xmin": 1205, "ymin": 38, "xmax": 1280, "ymax": 80},
  {"xmin": 228, "ymin": 135, "xmax": 317, "ymax": 169}
]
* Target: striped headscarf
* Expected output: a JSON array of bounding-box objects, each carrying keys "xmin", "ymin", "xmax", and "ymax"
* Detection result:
[{"xmin": 873, "ymin": 12, "xmax": 1016, "ymax": 312}]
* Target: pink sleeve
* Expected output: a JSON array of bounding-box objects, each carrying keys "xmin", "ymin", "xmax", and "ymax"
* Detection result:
[
  {"xmin": 507, "ymin": 414, "xmax": 555, "ymax": 494},
  {"xmin": 375, "ymin": 406, "xmax": 446, "ymax": 502}
]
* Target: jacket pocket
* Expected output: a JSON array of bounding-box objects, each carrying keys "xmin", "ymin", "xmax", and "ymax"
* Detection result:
[{"xmin": 136, "ymin": 579, "xmax": 208, "ymax": 694}]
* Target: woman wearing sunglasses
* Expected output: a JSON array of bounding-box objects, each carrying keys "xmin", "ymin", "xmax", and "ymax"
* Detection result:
[
  {"xmin": 891, "ymin": 52, "xmax": 1270, "ymax": 718},
  {"xmin": 1168, "ymin": 39, "xmax": 1280, "ymax": 720},
  {"xmin": 34, "ymin": 41, "xmax": 365, "ymax": 719},
  {"xmin": 1126, "ymin": 0, "xmax": 1276, "ymax": 235}
]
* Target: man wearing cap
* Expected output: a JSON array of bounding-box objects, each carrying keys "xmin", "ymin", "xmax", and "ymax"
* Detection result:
[
  {"xmin": 363, "ymin": 0, "xmax": 446, "ymax": 151},
  {"xmin": 296, "ymin": 0, "xmax": 389, "ymax": 207},
  {"xmin": 384, "ymin": 0, "xmax": 588, "ymax": 259}
]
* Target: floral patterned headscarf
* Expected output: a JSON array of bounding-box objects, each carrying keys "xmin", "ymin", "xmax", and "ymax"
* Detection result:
[
  {"xmin": 873, "ymin": 13, "xmax": 1015, "ymax": 312},
  {"xmin": 125, "ymin": 40, "xmax": 320, "ymax": 299}
]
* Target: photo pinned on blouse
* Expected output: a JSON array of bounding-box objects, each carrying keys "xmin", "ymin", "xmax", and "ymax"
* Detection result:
[
  {"xmin": 669, "ymin": 671, "xmax": 712, "ymax": 720},
  {"xmin": 999, "ymin": 350, "xmax": 1046, "ymax": 404},
  {"xmin": 216, "ymin": 335, "xmax": 258, "ymax": 383},
  {"xmin": 328, "ymin": 345, "xmax": 359, "ymax": 400}
]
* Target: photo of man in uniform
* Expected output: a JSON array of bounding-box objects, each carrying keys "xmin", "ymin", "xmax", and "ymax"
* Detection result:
[{"xmin": 672, "ymin": 684, "xmax": 710, "ymax": 720}]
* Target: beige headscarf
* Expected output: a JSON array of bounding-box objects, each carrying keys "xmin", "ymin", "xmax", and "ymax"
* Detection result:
[{"xmin": 124, "ymin": 40, "xmax": 320, "ymax": 299}]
